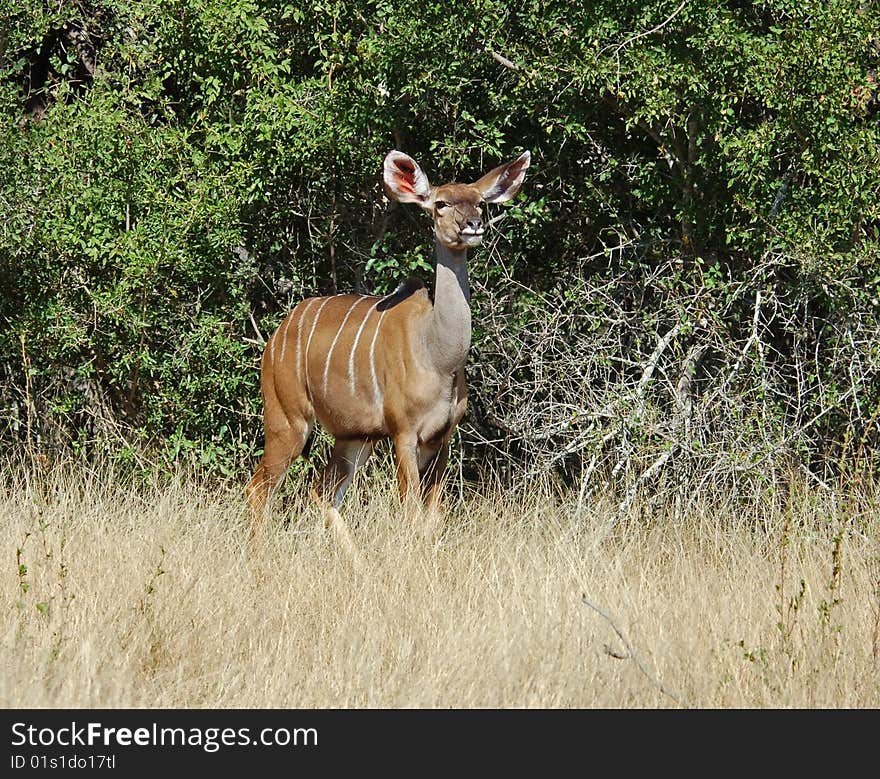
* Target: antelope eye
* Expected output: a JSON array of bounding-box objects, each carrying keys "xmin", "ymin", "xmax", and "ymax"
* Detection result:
[{"xmin": 435, "ymin": 200, "xmax": 449, "ymax": 211}]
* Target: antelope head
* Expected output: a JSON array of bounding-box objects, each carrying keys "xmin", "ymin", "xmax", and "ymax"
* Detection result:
[{"xmin": 383, "ymin": 150, "xmax": 531, "ymax": 250}]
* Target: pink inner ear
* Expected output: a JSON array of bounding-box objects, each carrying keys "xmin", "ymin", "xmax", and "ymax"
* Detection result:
[
  {"xmin": 394, "ymin": 161, "xmax": 416, "ymax": 193},
  {"xmin": 507, "ymin": 161, "xmax": 525, "ymax": 180}
]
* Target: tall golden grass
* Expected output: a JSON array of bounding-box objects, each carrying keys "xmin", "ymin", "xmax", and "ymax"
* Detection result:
[{"xmin": 2, "ymin": 459, "xmax": 878, "ymax": 708}]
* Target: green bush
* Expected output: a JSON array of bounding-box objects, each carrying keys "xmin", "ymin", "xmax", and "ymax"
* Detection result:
[{"xmin": 1, "ymin": 1, "xmax": 878, "ymax": 491}]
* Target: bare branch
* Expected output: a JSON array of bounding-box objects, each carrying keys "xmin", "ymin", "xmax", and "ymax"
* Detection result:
[
  {"xmin": 490, "ymin": 50, "xmax": 520, "ymax": 72},
  {"xmin": 617, "ymin": 449, "xmax": 673, "ymax": 515},
  {"xmin": 603, "ymin": 0, "xmax": 688, "ymax": 55},
  {"xmin": 632, "ymin": 323, "xmax": 683, "ymax": 420},
  {"xmin": 248, "ymin": 311, "xmax": 266, "ymax": 347}
]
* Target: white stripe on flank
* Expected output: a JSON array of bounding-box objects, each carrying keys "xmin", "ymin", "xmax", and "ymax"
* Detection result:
[
  {"xmin": 322, "ymin": 296, "xmax": 366, "ymax": 395},
  {"xmin": 304, "ymin": 296, "xmax": 334, "ymax": 400},
  {"xmin": 348, "ymin": 298, "xmax": 381, "ymax": 395},
  {"xmin": 268, "ymin": 331, "xmax": 276, "ymax": 367},
  {"xmin": 278, "ymin": 311, "xmax": 295, "ymax": 364},
  {"xmin": 368, "ymin": 308, "xmax": 388, "ymax": 407},
  {"xmin": 295, "ymin": 298, "xmax": 319, "ymax": 386}
]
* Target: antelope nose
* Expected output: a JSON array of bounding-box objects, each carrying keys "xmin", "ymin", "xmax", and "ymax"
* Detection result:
[{"xmin": 466, "ymin": 218, "xmax": 483, "ymax": 232}]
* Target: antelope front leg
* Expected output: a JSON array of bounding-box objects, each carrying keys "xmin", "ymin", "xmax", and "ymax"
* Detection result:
[
  {"xmin": 419, "ymin": 440, "xmax": 450, "ymax": 537},
  {"xmin": 393, "ymin": 433, "xmax": 422, "ymax": 521}
]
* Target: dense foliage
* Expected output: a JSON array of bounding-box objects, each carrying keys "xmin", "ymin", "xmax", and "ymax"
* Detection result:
[{"xmin": 1, "ymin": 1, "xmax": 878, "ymax": 492}]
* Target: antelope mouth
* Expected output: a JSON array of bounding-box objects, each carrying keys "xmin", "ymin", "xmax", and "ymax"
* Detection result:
[{"xmin": 459, "ymin": 228, "xmax": 485, "ymax": 244}]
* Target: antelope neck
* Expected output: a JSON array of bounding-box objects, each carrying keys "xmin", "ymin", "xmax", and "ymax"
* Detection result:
[{"xmin": 425, "ymin": 239, "xmax": 472, "ymax": 375}]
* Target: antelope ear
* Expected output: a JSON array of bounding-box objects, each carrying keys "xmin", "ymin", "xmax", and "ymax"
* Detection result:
[
  {"xmin": 383, "ymin": 151, "xmax": 435, "ymax": 209},
  {"xmin": 473, "ymin": 150, "xmax": 531, "ymax": 203}
]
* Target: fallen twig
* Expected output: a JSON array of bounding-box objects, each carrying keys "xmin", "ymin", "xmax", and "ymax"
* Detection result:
[{"xmin": 582, "ymin": 593, "xmax": 689, "ymax": 708}]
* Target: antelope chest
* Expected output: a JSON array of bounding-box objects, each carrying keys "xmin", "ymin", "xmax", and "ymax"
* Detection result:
[{"xmin": 413, "ymin": 370, "xmax": 466, "ymax": 444}]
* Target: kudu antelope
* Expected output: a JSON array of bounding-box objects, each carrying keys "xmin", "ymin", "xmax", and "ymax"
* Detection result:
[{"xmin": 247, "ymin": 149, "xmax": 530, "ymax": 540}]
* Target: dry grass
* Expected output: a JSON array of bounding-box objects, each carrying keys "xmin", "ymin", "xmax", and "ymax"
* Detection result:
[{"xmin": 1, "ymin": 460, "xmax": 879, "ymax": 708}]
